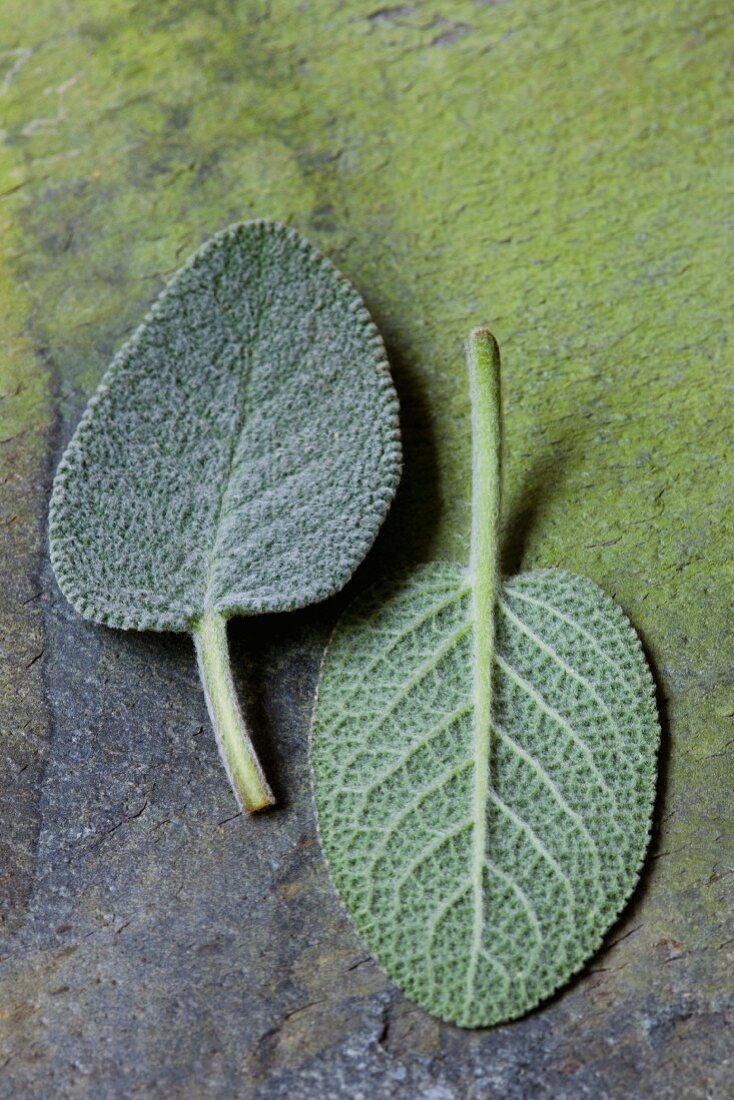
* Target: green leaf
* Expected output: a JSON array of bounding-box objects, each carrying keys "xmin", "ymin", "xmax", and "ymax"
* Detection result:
[
  {"xmin": 311, "ymin": 330, "xmax": 658, "ymax": 1026},
  {"xmin": 50, "ymin": 220, "xmax": 401, "ymax": 811}
]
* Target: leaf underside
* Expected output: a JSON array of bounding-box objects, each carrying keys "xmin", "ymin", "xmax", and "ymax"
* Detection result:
[
  {"xmin": 311, "ymin": 563, "xmax": 659, "ymax": 1027},
  {"xmin": 49, "ymin": 220, "xmax": 401, "ymax": 632}
]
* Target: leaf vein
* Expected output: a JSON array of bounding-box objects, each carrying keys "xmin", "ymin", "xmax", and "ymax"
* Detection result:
[
  {"xmin": 488, "ymin": 789, "xmax": 577, "ymax": 912},
  {"xmin": 487, "ymin": 862, "xmax": 543, "ymax": 952},
  {"xmin": 500, "ymin": 597, "xmax": 622, "ymax": 728},
  {"xmin": 507, "ymin": 588, "xmax": 628, "ymax": 678},
  {"xmin": 493, "ymin": 719, "xmax": 602, "ymax": 889},
  {"xmin": 495, "ymin": 653, "xmax": 617, "ymax": 805},
  {"xmin": 328, "ymin": 586, "xmax": 468, "ymax": 705},
  {"xmin": 425, "ymin": 881, "xmax": 473, "ymax": 999},
  {"xmin": 388, "ymin": 819, "xmax": 473, "ymax": 919},
  {"xmin": 331, "ymin": 622, "xmax": 473, "ymax": 783},
  {"xmin": 363, "ymin": 758, "xmax": 474, "ymax": 892},
  {"xmin": 357, "ymin": 701, "xmax": 472, "ymax": 802}
]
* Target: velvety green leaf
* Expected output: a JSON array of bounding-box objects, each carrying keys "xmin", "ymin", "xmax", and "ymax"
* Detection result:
[
  {"xmin": 311, "ymin": 331, "xmax": 659, "ymax": 1026},
  {"xmin": 49, "ymin": 220, "xmax": 401, "ymax": 811},
  {"xmin": 311, "ymin": 564, "xmax": 658, "ymax": 1026},
  {"xmin": 49, "ymin": 219, "xmax": 401, "ymax": 632}
]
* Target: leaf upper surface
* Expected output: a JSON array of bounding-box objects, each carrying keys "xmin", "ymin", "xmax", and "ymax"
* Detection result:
[
  {"xmin": 311, "ymin": 562, "xmax": 659, "ymax": 1026},
  {"xmin": 49, "ymin": 220, "xmax": 401, "ymax": 631}
]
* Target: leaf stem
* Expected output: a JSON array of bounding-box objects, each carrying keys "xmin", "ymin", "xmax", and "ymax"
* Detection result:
[
  {"xmin": 467, "ymin": 328, "xmax": 502, "ymax": 706},
  {"xmin": 468, "ymin": 327, "xmax": 502, "ymax": 587},
  {"xmin": 193, "ymin": 610, "xmax": 274, "ymax": 813},
  {"xmin": 465, "ymin": 328, "xmax": 502, "ymax": 1000}
]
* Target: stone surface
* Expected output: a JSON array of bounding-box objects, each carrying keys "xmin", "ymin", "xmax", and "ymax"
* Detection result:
[{"xmin": 1, "ymin": 2, "xmax": 733, "ymax": 1097}]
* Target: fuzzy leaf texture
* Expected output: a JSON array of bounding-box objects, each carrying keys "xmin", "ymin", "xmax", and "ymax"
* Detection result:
[
  {"xmin": 50, "ymin": 220, "xmax": 400, "ymax": 629},
  {"xmin": 50, "ymin": 220, "xmax": 401, "ymax": 810},
  {"xmin": 311, "ymin": 331, "xmax": 659, "ymax": 1026}
]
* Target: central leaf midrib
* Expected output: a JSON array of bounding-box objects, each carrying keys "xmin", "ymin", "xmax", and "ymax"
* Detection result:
[
  {"xmin": 466, "ymin": 570, "xmax": 494, "ymax": 1006},
  {"xmin": 202, "ymin": 239, "xmax": 266, "ymax": 613}
]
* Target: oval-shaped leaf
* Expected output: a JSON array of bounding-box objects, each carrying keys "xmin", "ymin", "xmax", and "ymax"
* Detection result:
[
  {"xmin": 49, "ymin": 220, "xmax": 401, "ymax": 811},
  {"xmin": 311, "ymin": 330, "xmax": 659, "ymax": 1025},
  {"xmin": 50, "ymin": 219, "xmax": 401, "ymax": 633},
  {"xmin": 311, "ymin": 562, "xmax": 658, "ymax": 1026}
]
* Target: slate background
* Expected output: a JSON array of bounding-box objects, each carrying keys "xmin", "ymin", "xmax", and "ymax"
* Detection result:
[{"xmin": 1, "ymin": 2, "xmax": 733, "ymax": 1097}]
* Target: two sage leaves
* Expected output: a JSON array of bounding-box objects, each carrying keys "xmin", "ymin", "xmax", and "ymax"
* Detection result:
[
  {"xmin": 311, "ymin": 330, "xmax": 659, "ymax": 1027},
  {"xmin": 50, "ymin": 224, "xmax": 658, "ymax": 1028},
  {"xmin": 50, "ymin": 220, "xmax": 401, "ymax": 811}
]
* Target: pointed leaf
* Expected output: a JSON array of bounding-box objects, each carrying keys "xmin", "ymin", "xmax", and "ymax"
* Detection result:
[
  {"xmin": 50, "ymin": 219, "xmax": 401, "ymax": 632},
  {"xmin": 50, "ymin": 220, "xmax": 401, "ymax": 810}
]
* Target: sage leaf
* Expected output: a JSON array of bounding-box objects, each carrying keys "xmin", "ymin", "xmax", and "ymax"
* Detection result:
[
  {"xmin": 311, "ymin": 330, "xmax": 658, "ymax": 1026},
  {"xmin": 50, "ymin": 220, "xmax": 401, "ymax": 812}
]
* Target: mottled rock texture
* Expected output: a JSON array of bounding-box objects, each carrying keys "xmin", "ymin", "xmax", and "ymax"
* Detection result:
[{"xmin": 1, "ymin": 2, "xmax": 732, "ymax": 1097}]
